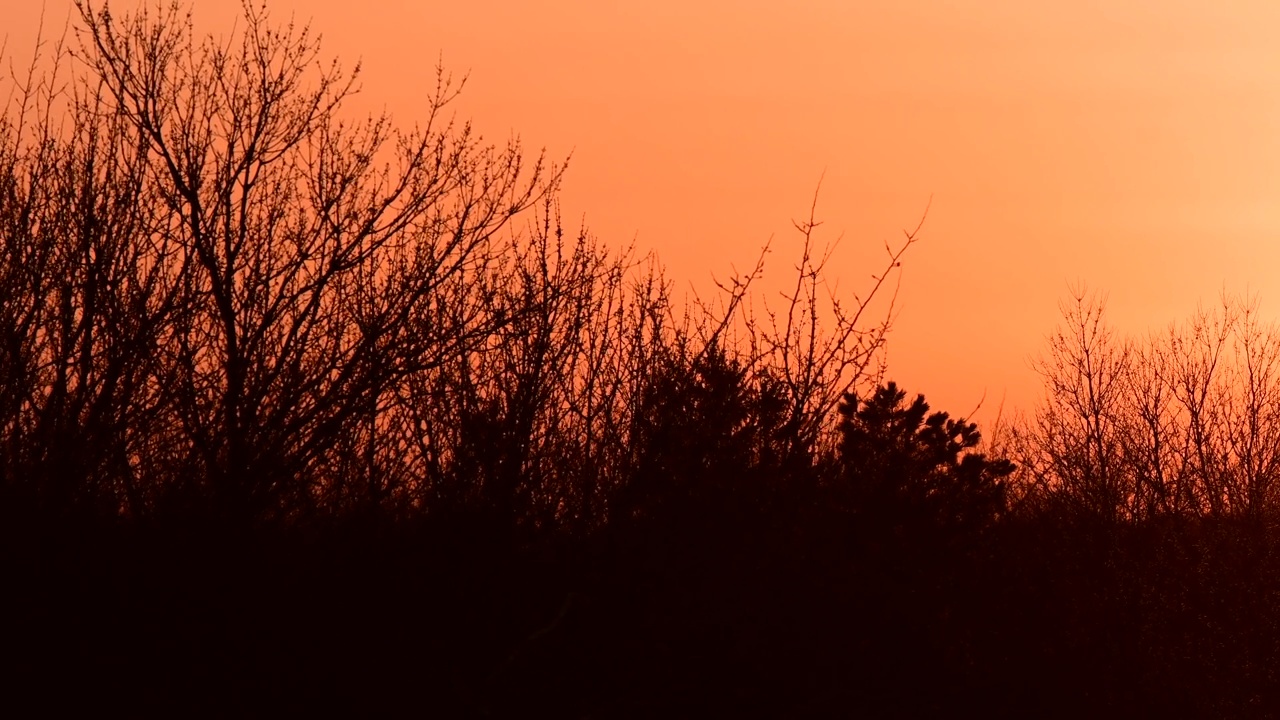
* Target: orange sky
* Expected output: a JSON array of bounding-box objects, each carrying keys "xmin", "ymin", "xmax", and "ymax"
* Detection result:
[{"xmin": 9, "ymin": 1, "xmax": 1280, "ymax": 420}]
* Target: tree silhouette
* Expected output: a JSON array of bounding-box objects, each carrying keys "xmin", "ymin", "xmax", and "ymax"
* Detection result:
[
  {"xmin": 30, "ymin": 1, "xmax": 1280, "ymax": 717},
  {"xmin": 837, "ymin": 381, "xmax": 1012, "ymax": 540},
  {"xmin": 0, "ymin": 0, "xmax": 564, "ymax": 527}
]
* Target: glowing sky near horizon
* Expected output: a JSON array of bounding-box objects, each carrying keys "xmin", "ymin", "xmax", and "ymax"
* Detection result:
[{"xmin": 8, "ymin": 1, "xmax": 1280, "ymax": 420}]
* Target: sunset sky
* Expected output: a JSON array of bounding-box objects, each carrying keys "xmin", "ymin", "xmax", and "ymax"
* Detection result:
[{"xmin": 9, "ymin": 1, "xmax": 1280, "ymax": 419}]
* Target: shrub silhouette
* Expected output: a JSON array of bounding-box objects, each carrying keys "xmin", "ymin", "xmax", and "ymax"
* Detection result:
[{"xmin": 837, "ymin": 381, "xmax": 1012, "ymax": 540}]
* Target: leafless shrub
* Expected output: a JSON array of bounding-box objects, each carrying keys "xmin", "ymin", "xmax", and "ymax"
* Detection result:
[{"xmin": 1013, "ymin": 290, "xmax": 1280, "ymax": 523}]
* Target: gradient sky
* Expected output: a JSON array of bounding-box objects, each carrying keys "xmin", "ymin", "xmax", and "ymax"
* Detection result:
[{"xmin": 9, "ymin": 1, "xmax": 1280, "ymax": 419}]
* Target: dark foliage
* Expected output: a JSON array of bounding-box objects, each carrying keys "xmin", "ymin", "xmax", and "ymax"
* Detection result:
[
  {"xmin": 5, "ymin": 3, "xmax": 1280, "ymax": 718},
  {"xmin": 836, "ymin": 381, "xmax": 1012, "ymax": 539}
]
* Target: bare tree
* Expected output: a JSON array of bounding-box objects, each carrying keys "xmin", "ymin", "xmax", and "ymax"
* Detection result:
[
  {"xmin": 1015, "ymin": 290, "xmax": 1280, "ymax": 524},
  {"xmin": 22, "ymin": 0, "xmax": 561, "ymax": 523},
  {"xmin": 1013, "ymin": 290, "xmax": 1132, "ymax": 521},
  {"xmin": 1, "ymin": 0, "xmax": 930, "ymax": 535},
  {"xmin": 0, "ymin": 19, "xmax": 187, "ymax": 518}
]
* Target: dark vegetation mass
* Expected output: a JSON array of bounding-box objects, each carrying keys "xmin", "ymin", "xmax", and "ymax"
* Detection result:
[{"xmin": 5, "ymin": 3, "xmax": 1280, "ymax": 716}]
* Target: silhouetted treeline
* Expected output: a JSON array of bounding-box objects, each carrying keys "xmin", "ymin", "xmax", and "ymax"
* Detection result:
[{"xmin": 5, "ymin": 3, "xmax": 1280, "ymax": 717}]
